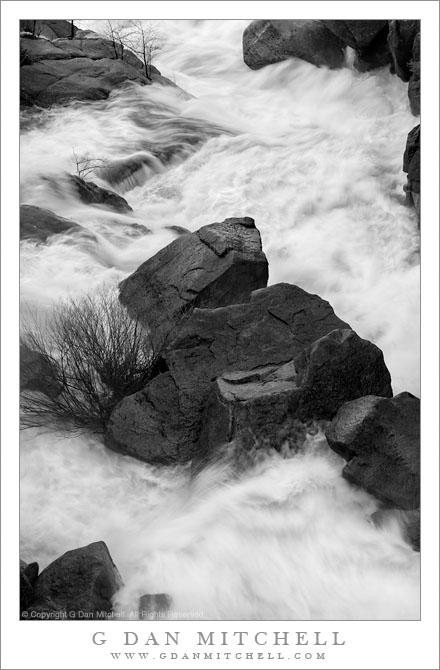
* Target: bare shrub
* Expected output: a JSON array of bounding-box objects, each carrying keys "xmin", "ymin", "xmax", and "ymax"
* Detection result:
[
  {"xmin": 20, "ymin": 288, "xmax": 165, "ymax": 434},
  {"xmin": 72, "ymin": 150, "xmax": 109, "ymax": 181}
]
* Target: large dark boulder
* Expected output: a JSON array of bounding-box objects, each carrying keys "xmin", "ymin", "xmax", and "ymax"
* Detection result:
[
  {"xmin": 198, "ymin": 328, "xmax": 392, "ymax": 461},
  {"xmin": 388, "ymin": 20, "xmax": 420, "ymax": 82},
  {"xmin": 20, "ymin": 56, "xmax": 148, "ymax": 107},
  {"xmin": 20, "ymin": 28, "xmax": 169, "ymax": 107},
  {"xmin": 20, "ymin": 204, "xmax": 85, "ymax": 242},
  {"xmin": 105, "ymin": 283, "xmax": 350, "ymax": 464},
  {"xmin": 119, "ymin": 216, "xmax": 268, "ymax": 343},
  {"xmin": 243, "ymin": 20, "xmax": 345, "ymax": 71},
  {"xmin": 326, "ymin": 392, "xmax": 420, "ymax": 509},
  {"xmin": 24, "ymin": 542, "xmax": 123, "ymax": 619},
  {"xmin": 403, "ymin": 125, "xmax": 420, "ymax": 220},
  {"xmin": 20, "ymin": 560, "xmax": 39, "ymax": 612}
]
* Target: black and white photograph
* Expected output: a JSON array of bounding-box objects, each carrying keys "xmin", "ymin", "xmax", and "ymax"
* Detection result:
[{"xmin": 1, "ymin": 2, "xmax": 439, "ymax": 669}]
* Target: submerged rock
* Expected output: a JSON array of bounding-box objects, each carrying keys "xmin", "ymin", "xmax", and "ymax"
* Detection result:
[
  {"xmin": 198, "ymin": 329, "xmax": 392, "ymax": 461},
  {"xmin": 20, "ymin": 204, "xmax": 85, "ymax": 242},
  {"xmin": 119, "ymin": 216, "xmax": 268, "ymax": 343},
  {"xmin": 24, "ymin": 541, "xmax": 123, "ymax": 619},
  {"xmin": 139, "ymin": 593, "xmax": 172, "ymax": 620},
  {"xmin": 326, "ymin": 392, "xmax": 420, "ymax": 509},
  {"xmin": 243, "ymin": 20, "xmax": 345, "ymax": 71},
  {"xmin": 66, "ymin": 174, "xmax": 132, "ymax": 212},
  {"xmin": 106, "ymin": 283, "xmax": 350, "ymax": 464}
]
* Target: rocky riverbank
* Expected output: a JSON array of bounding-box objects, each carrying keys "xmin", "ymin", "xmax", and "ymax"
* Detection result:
[
  {"xmin": 243, "ymin": 19, "xmax": 421, "ymax": 221},
  {"xmin": 20, "ymin": 19, "xmax": 174, "ymax": 107}
]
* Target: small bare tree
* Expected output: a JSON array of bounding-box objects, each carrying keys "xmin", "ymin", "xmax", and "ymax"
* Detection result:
[
  {"xmin": 125, "ymin": 20, "xmax": 162, "ymax": 80},
  {"xmin": 72, "ymin": 150, "xmax": 109, "ymax": 181},
  {"xmin": 102, "ymin": 20, "xmax": 132, "ymax": 60},
  {"xmin": 20, "ymin": 288, "xmax": 163, "ymax": 434}
]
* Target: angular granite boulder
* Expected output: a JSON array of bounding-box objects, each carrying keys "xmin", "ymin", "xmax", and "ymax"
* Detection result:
[
  {"xmin": 119, "ymin": 216, "xmax": 269, "ymax": 343},
  {"xmin": 23, "ymin": 541, "xmax": 123, "ymax": 619},
  {"xmin": 106, "ymin": 283, "xmax": 350, "ymax": 463},
  {"xmin": 326, "ymin": 392, "xmax": 420, "ymax": 509},
  {"xmin": 197, "ymin": 329, "xmax": 393, "ymax": 460},
  {"xmin": 243, "ymin": 20, "xmax": 345, "ymax": 70}
]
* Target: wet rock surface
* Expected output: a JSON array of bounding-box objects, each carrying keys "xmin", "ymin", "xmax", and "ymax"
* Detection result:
[
  {"xmin": 119, "ymin": 216, "xmax": 268, "ymax": 343},
  {"xmin": 403, "ymin": 124, "xmax": 420, "ymax": 221},
  {"xmin": 20, "ymin": 25, "xmax": 167, "ymax": 107},
  {"xmin": 23, "ymin": 541, "xmax": 123, "ymax": 619},
  {"xmin": 198, "ymin": 329, "xmax": 392, "ymax": 461},
  {"xmin": 326, "ymin": 392, "xmax": 420, "ymax": 509},
  {"xmin": 243, "ymin": 20, "xmax": 345, "ymax": 71},
  {"xmin": 106, "ymin": 283, "xmax": 350, "ymax": 463},
  {"xmin": 20, "ymin": 204, "xmax": 86, "ymax": 242}
]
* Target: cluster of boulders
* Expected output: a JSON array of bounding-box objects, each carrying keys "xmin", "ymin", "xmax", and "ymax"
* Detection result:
[
  {"xmin": 105, "ymin": 216, "xmax": 420, "ymax": 550},
  {"xmin": 20, "ymin": 19, "xmax": 171, "ymax": 107},
  {"xmin": 20, "ymin": 215, "xmax": 420, "ymax": 614},
  {"xmin": 242, "ymin": 19, "xmax": 421, "ymax": 222}
]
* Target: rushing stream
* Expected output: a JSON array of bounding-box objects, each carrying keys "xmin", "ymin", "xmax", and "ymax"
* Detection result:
[{"xmin": 20, "ymin": 19, "xmax": 420, "ymax": 620}]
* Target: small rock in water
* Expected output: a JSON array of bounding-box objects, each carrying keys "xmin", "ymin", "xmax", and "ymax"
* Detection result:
[
  {"xmin": 20, "ymin": 204, "xmax": 87, "ymax": 243},
  {"xmin": 165, "ymin": 225, "xmax": 191, "ymax": 237},
  {"xmin": 139, "ymin": 593, "xmax": 172, "ymax": 620}
]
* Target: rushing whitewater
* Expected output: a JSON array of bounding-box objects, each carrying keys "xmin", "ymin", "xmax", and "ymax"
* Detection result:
[{"xmin": 20, "ymin": 19, "xmax": 420, "ymax": 620}]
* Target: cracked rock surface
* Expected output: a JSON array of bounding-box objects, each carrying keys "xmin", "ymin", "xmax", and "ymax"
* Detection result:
[
  {"xmin": 325, "ymin": 392, "xmax": 420, "ymax": 509},
  {"xmin": 119, "ymin": 216, "xmax": 269, "ymax": 344},
  {"xmin": 106, "ymin": 283, "xmax": 350, "ymax": 463},
  {"xmin": 197, "ymin": 328, "xmax": 393, "ymax": 462}
]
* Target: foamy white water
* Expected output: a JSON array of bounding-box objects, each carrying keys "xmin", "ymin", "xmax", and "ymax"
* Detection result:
[{"xmin": 20, "ymin": 19, "xmax": 420, "ymax": 619}]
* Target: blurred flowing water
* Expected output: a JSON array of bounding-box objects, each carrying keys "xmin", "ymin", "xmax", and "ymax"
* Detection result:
[{"xmin": 19, "ymin": 19, "xmax": 420, "ymax": 619}]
